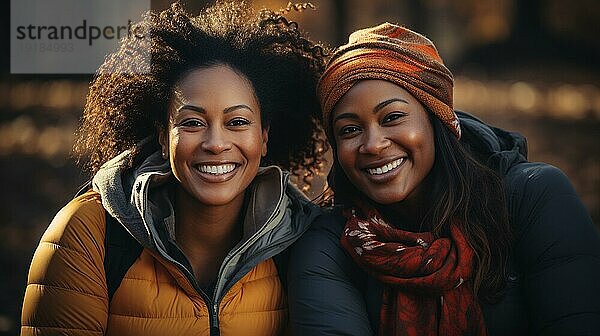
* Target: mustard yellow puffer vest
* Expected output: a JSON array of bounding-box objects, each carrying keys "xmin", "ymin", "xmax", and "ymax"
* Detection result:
[{"xmin": 21, "ymin": 191, "xmax": 290, "ymax": 336}]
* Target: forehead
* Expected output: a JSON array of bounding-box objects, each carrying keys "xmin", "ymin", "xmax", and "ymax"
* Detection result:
[
  {"xmin": 173, "ymin": 65, "xmax": 258, "ymax": 107},
  {"xmin": 334, "ymin": 80, "xmax": 418, "ymax": 110}
]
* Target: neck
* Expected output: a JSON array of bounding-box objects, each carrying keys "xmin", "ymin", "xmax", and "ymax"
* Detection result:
[
  {"xmin": 174, "ymin": 186, "xmax": 245, "ymax": 253},
  {"xmin": 380, "ymin": 175, "xmax": 434, "ymax": 232},
  {"xmin": 381, "ymin": 200, "xmax": 424, "ymax": 232}
]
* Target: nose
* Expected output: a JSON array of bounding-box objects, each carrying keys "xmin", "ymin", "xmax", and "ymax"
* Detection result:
[
  {"xmin": 359, "ymin": 127, "xmax": 391, "ymax": 155},
  {"xmin": 201, "ymin": 126, "xmax": 232, "ymax": 154}
]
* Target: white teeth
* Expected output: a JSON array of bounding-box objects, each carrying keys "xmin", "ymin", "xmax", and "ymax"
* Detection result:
[
  {"xmin": 199, "ymin": 164, "xmax": 236, "ymax": 175},
  {"xmin": 367, "ymin": 158, "xmax": 404, "ymax": 175}
]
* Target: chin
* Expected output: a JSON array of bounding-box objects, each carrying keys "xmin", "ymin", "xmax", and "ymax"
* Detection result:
[
  {"xmin": 184, "ymin": 185, "xmax": 239, "ymax": 206},
  {"xmin": 363, "ymin": 188, "xmax": 409, "ymax": 205},
  {"xmin": 196, "ymin": 194, "xmax": 239, "ymax": 207}
]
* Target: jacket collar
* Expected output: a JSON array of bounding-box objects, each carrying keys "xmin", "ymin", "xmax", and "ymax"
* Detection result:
[{"xmin": 92, "ymin": 140, "xmax": 299, "ymax": 252}]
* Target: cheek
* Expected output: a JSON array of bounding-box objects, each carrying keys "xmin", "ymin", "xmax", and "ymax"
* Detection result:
[
  {"xmin": 406, "ymin": 128, "xmax": 435, "ymax": 169},
  {"xmin": 335, "ymin": 142, "xmax": 358, "ymax": 177},
  {"xmin": 404, "ymin": 129, "xmax": 424, "ymax": 147},
  {"xmin": 169, "ymin": 132, "xmax": 195, "ymax": 167},
  {"xmin": 242, "ymin": 131, "xmax": 267, "ymax": 164},
  {"xmin": 406, "ymin": 127, "xmax": 432, "ymax": 149},
  {"xmin": 335, "ymin": 143, "xmax": 348, "ymax": 166},
  {"xmin": 170, "ymin": 133, "xmax": 186, "ymax": 156}
]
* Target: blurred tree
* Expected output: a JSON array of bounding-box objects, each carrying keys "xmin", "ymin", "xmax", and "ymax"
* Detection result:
[
  {"xmin": 456, "ymin": 0, "xmax": 600, "ymax": 80},
  {"xmin": 332, "ymin": 0, "xmax": 347, "ymax": 45}
]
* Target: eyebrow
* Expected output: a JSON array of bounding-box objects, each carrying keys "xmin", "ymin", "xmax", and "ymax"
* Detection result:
[
  {"xmin": 374, "ymin": 98, "xmax": 409, "ymax": 113},
  {"xmin": 333, "ymin": 98, "xmax": 409, "ymax": 124},
  {"xmin": 333, "ymin": 112, "xmax": 359, "ymax": 124},
  {"xmin": 177, "ymin": 104, "xmax": 254, "ymax": 114},
  {"xmin": 177, "ymin": 104, "xmax": 205, "ymax": 114},
  {"xmin": 224, "ymin": 104, "xmax": 254, "ymax": 114}
]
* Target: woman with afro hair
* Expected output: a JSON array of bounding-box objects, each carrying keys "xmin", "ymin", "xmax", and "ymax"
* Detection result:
[{"xmin": 21, "ymin": 2, "xmax": 327, "ymax": 335}]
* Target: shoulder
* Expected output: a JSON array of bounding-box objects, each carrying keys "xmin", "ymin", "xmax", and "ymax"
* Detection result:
[
  {"xmin": 36, "ymin": 191, "xmax": 106, "ymax": 270},
  {"xmin": 506, "ymin": 162, "xmax": 576, "ymax": 199},
  {"xmin": 22, "ymin": 190, "xmax": 109, "ymax": 334},
  {"xmin": 283, "ymin": 181, "xmax": 326, "ymax": 225},
  {"xmin": 301, "ymin": 207, "xmax": 347, "ymax": 246},
  {"xmin": 504, "ymin": 162, "xmax": 586, "ymax": 232},
  {"xmin": 288, "ymin": 207, "xmax": 357, "ymax": 277},
  {"xmin": 289, "ymin": 207, "xmax": 344, "ymax": 253},
  {"xmin": 287, "ymin": 207, "xmax": 374, "ymax": 336},
  {"xmin": 28, "ymin": 189, "xmax": 108, "ymax": 284},
  {"xmin": 30, "ymin": 189, "xmax": 107, "ymax": 279},
  {"xmin": 500, "ymin": 165, "xmax": 600, "ymax": 334},
  {"xmin": 42, "ymin": 190, "xmax": 106, "ymax": 252},
  {"xmin": 505, "ymin": 163, "xmax": 599, "ymax": 268}
]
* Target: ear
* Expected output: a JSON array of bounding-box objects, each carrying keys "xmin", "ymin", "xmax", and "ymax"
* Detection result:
[
  {"xmin": 157, "ymin": 125, "xmax": 168, "ymax": 159},
  {"xmin": 261, "ymin": 125, "xmax": 269, "ymax": 157}
]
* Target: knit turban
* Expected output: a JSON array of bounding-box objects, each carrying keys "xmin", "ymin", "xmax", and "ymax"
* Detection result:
[{"xmin": 318, "ymin": 23, "xmax": 460, "ymax": 138}]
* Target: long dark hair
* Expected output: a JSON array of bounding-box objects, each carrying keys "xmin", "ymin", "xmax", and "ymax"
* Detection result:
[
  {"xmin": 74, "ymin": 1, "xmax": 328, "ymax": 188},
  {"xmin": 327, "ymin": 114, "xmax": 512, "ymax": 303}
]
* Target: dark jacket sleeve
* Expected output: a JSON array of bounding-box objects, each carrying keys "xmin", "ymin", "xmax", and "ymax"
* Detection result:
[
  {"xmin": 287, "ymin": 210, "xmax": 374, "ymax": 336},
  {"xmin": 508, "ymin": 163, "xmax": 600, "ymax": 335}
]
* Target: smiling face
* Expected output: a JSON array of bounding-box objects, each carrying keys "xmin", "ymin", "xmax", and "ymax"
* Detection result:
[
  {"xmin": 160, "ymin": 64, "xmax": 268, "ymax": 207},
  {"xmin": 331, "ymin": 79, "xmax": 435, "ymax": 205}
]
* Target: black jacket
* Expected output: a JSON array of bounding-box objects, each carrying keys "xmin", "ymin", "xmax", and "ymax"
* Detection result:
[{"xmin": 288, "ymin": 112, "xmax": 600, "ymax": 335}]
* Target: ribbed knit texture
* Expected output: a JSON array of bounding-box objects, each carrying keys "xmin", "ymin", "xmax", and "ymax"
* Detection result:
[{"xmin": 318, "ymin": 23, "xmax": 460, "ymax": 138}]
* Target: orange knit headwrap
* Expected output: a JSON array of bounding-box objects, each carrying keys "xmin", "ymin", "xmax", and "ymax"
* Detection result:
[{"xmin": 318, "ymin": 23, "xmax": 460, "ymax": 138}]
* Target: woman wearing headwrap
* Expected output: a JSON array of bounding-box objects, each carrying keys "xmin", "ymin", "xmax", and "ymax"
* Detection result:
[{"xmin": 288, "ymin": 23, "xmax": 600, "ymax": 335}]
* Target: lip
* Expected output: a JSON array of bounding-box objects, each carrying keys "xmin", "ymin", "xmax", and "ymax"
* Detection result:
[
  {"xmin": 360, "ymin": 157, "xmax": 405, "ymax": 169},
  {"xmin": 193, "ymin": 160, "xmax": 241, "ymax": 183},
  {"xmin": 360, "ymin": 157, "xmax": 406, "ymax": 183}
]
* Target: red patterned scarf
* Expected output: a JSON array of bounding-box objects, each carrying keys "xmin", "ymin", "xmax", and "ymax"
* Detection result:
[{"xmin": 340, "ymin": 205, "xmax": 487, "ymax": 336}]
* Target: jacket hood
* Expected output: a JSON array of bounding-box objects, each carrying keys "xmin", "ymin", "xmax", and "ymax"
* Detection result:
[
  {"xmin": 457, "ymin": 111, "xmax": 528, "ymax": 174},
  {"xmin": 92, "ymin": 140, "xmax": 169, "ymax": 250},
  {"xmin": 91, "ymin": 140, "xmax": 312, "ymax": 254}
]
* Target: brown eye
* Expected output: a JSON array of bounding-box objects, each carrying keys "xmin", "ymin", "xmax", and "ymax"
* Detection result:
[
  {"xmin": 382, "ymin": 112, "xmax": 406, "ymax": 124},
  {"xmin": 339, "ymin": 125, "xmax": 361, "ymax": 136},
  {"xmin": 180, "ymin": 119, "xmax": 205, "ymax": 127},
  {"xmin": 227, "ymin": 118, "xmax": 251, "ymax": 127}
]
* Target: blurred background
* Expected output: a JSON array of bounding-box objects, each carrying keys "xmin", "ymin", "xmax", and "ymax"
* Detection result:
[{"xmin": 1, "ymin": 0, "xmax": 598, "ymax": 334}]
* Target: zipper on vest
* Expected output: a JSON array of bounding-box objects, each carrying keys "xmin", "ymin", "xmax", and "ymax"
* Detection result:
[
  {"xmin": 210, "ymin": 303, "xmax": 220, "ymax": 336},
  {"xmin": 177, "ymin": 267, "xmax": 220, "ymax": 335},
  {"xmin": 185, "ymin": 271, "xmax": 219, "ymax": 336},
  {"xmin": 183, "ymin": 268, "xmax": 220, "ymax": 336},
  {"xmin": 138, "ymin": 172, "xmax": 225, "ymax": 335},
  {"xmin": 206, "ymin": 206, "xmax": 285, "ymax": 335},
  {"xmin": 146, "ymin": 224, "xmax": 222, "ymax": 334},
  {"xmin": 150, "ymin": 246, "xmax": 220, "ymax": 335}
]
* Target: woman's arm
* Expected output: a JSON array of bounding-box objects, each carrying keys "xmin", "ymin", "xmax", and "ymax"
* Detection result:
[
  {"xmin": 510, "ymin": 164, "xmax": 600, "ymax": 335},
  {"xmin": 21, "ymin": 192, "xmax": 109, "ymax": 336},
  {"xmin": 287, "ymin": 211, "xmax": 374, "ymax": 336}
]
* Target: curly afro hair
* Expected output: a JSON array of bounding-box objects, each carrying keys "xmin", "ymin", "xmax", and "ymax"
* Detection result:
[{"xmin": 74, "ymin": 1, "xmax": 329, "ymax": 190}]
